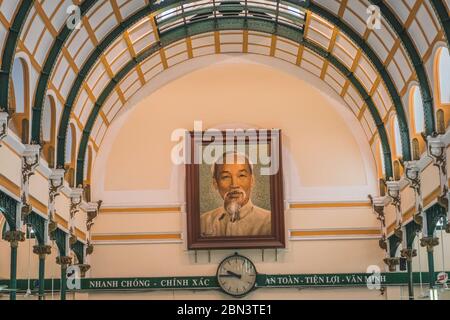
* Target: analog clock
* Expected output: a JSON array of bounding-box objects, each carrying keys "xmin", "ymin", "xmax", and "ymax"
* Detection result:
[{"xmin": 216, "ymin": 254, "xmax": 257, "ymax": 297}]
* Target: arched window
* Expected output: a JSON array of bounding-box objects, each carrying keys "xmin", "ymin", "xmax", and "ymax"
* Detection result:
[
  {"xmin": 65, "ymin": 124, "xmax": 77, "ymax": 187},
  {"xmin": 41, "ymin": 95, "xmax": 56, "ymax": 167},
  {"xmin": 434, "ymin": 47, "xmax": 450, "ymax": 133},
  {"xmin": 393, "ymin": 160, "xmax": 401, "ymax": 181},
  {"xmin": 11, "ymin": 58, "xmax": 26, "ymax": 114},
  {"xmin": 437, "ymin": 47, "xmax": 450, "ymax": 104},
  {"xmin": 378, "ymin": 142, "xmax": 386, "ymax": 178},
  {"xmin": 379, "ymin": 178, "xmax": 386, "ymax": 196},
  {"xmin": 82, "ymin": 146, "xmax": 93, "ymax": 201},
  {"xmin": 412, "ymin": 138, "xmax": 420, "ymax": 161},
  {"xmin": 65, "ymin": 124, "xmax": 74, "ymax": 166},
  {"xmin": 393, "ymin": 116, "xmax": 403, "ymax": 158},
  {"xmin": 84, "ymin": 146, "xmax": 92, "ymax": 182},
  {"xmin": 21, "ymin": 119, "xmax": 29, "ymax": 144},
  {"xmin": 42, "ymin": 96, "xmax": 53, "ymax": 142},
  {"xmin": 411, "ymin": 86, "xmax": 425, "ymax": 134},
  {"xmin": 10, "ymin": 58, "xmax": 29, "ymax": 142}
]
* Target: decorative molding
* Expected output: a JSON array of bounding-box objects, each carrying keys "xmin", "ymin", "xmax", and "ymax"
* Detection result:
[
  {"xmin": 0, "ymin": 174, "xmax": 21, "ymax": 197},
  {"xmin": 91, "ymin": 232, "xmax": 183, "ymax": 244},
  {"xmin": 99, "ymin": 206, "xmax": 182, "ymax": 214},
  {"xmin": 289, "ymin": 201, "xmax": 371, "ymax": 209},
  {"xmin": 289, "ymin": 228, "xmax": 380, "ymax": 241}
]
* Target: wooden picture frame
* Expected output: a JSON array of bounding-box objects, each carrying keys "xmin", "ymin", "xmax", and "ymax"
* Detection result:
[{"xmin": 186, "ymin": 129, "xmax": 285, "ymax": 250}]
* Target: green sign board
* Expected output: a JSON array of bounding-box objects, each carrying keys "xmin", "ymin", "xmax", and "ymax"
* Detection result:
[{"xmin": 1, "ymin": 272, "xmax": 448, "ymax": 292}]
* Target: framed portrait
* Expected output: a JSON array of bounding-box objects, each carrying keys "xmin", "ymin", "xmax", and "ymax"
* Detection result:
[{"xmin": 185, "ymin": 129, "xmax": 285, "ymax": 250}]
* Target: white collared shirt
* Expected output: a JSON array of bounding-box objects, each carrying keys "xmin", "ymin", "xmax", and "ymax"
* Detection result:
[{"xmin": 200, "ymin": 200, "xmax": 271, "ymax": 237}]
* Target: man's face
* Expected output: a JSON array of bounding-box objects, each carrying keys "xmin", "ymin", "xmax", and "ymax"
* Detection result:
[{"xmin": 213, "ymin": 162, "xmax": 254, "ymax": 207}]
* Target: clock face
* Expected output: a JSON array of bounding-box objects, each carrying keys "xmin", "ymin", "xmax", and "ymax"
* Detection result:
[{"xmin": 216, "ymin": 254, "xmax": 257, "ymax": 297}]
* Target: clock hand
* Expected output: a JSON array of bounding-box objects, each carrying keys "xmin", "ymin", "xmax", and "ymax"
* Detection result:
[{"xmin": 226, "ymin": 270, "xmax": 242, "ymax": 279}]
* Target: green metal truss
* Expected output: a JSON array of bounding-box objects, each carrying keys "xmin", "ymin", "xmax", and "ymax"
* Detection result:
[
  {"xmin": 430, "ymin": 0, "xmax": 450, "ymax": 48},
  {"xmin": 160, "ymin": 1, "xmax": 412, "ymax": 161},
  {"xmin": 0, "ymin": 0, "xmax": 34, "ymax": 113},
  {"xmin": 25, "ymin": 212, "xmax": 46, "ymax": 245},
  {"xmin": 74, "ymin": 17, "xmax": 394, "ymax": 185},
  {"xmin": 71, "ymin": 240, "xmax": 85, "ymax": 264},
  {"xmin": 25, "ymin": 0, "xmax": 411, "ymax": 168},
  {"xmin": 302, "ymin": 1, "xmax": 412, "ymax": 161},
  {"xmin": 0, "ymin": 190, "xmax": 18, "ymax": 231},
  {"xmin": 54, "ymin": 228, "xmax": 67, "ymax": 257},
  {"xmin": 425, "ymin": 202, "xmax": 447, "ymax": 236},
  {"xmin": 1, "ymin": 222, "xmax": 7, "ymax": 240},
  {"xmin": 388, "ymin": 232, "xmax": 402, "ymax": 258},
  {"xmin": 5, "ymin": 1, "xmax": 445, "ymax": 177},
  {"xmin": 30, "ymin": 0, "xmax": 98, "ymax": 144},
  {"xmin": 31, "ymin": 0, "xmax": 163, "ymax": 146},
  {"xmin": 369, "ymin": 0, "xmax": 435, "ymax": 136},
  {"xmin": 405, "ymin": 219, "xmax": 421, "ymax": 249},
  {"xmin": 388, "ymin": 202, "xmax": 445, "ymax": 258},
  {"xmin": 45, "ymin": 3, "xmax": 398, "ymax": 179}
]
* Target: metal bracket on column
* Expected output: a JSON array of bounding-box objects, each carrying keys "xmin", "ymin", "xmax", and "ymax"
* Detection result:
[
  {"xmin": 69, "ymin": 188, "xmax": 83, "ymax": 220},
  {"xmin": 33, "ymin": 244, "xmax": 52, "ymax": 259},
  {"xmin": 20, "ymin": 144, "xmax": 40, "ymax": 222},
  {"xmin": 0, "ymin": 111, "xmax": 8, "ymax": 146},
  {"xmin": 400, "ymin": 223, "xmax": 416, "ymax": 262},
  {"xmin": 4, "ymin": 230, "xmax": 25, "ymax": 248},
  {"xmin": 400, "ymin": 248, "xmax": 417, "ymax": 262},
  {"xmin": 86, "ymin": 240, "xmax": 94, "ymax": 256},
  {"xmin": 383, "ymin": 257, "xmax": 400, "ymax": 272},
  {"xmin": 56, "ymin": 255, "xmax": 73, "ymax": 267},
  {"xmin": 420, "ymin": 236, "xmax": 440, "ymax": 253},
  {"xmin": 76, "ymin": 264, "xmax": 91, "ymax": 278},
  {"xmin": 48, "ymin": 168, "xmax": 65, "ymax": 240},
  {"xmin": 386, "ymin": 180, "xmax": 403, "ymax": 239},
  {"xmin": 369, "ymin": 195, "xmax": 389, "ymax": 253},
  {"xmin": 86, "ymin": 200, "xmax": 101, "ymax": 232},
  {"xmin": 84, "ymin": 200, "xmax": 102, "ymax": 257},
  {"xmin": 404, "ymin": 161, "xmax": 425, "ymax": 229},
  {"xmin": 69, "ymin": 188, "xmax": 83, "ymax": 244}
]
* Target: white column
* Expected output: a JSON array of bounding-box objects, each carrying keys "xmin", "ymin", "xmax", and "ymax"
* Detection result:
[
  {"xmin": 20, "ymin": 144, "xmax": 40, "ymax": 224},
  {"xmin": 405, "ymin": 161, "xmax": 428, "ymax": 234},
  {"xmin": 69, "ymin": 188, "xmax": 83, "ymax": 243},
  {"xmin": 386, "ymin": 180, "xmax": 402, "ymax": 234},
  {"xmin": 48, "ymin": 169, "xmax": 65, "ymax": 240}
]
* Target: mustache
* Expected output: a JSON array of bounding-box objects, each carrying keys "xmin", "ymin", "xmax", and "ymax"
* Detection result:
[{"xmin": 224, "ymin": 189, "xmax": 246, "ymax": 198}]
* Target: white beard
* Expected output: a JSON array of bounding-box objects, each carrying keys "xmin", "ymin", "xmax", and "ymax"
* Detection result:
[
  {"xmin": 224, "ymin": 189, "xmax": 247, "ymax": 222},
  {"xmin": 225, "ymin": 201, "xmax": 242, "ymax": 223}
]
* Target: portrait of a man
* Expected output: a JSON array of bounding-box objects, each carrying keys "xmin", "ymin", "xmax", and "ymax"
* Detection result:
[
  {"xmin": 200, "ymin": 152, "xmax": 271, "ymax": 237},
  {"xmin": 185, "ymin": 129, "xmax": 285, "ymax": 249}
]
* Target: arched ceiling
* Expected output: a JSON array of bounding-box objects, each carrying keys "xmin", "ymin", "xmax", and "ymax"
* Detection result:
[{"xmin": 0, "ymin": 0, "xmax": 448, "ymax": 186}]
